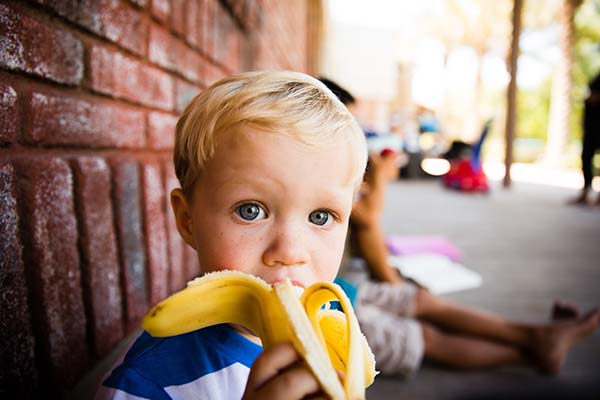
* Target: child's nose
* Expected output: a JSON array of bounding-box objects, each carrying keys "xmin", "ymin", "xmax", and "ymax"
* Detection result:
[{"xmin": 262, "ymin": 226, "xmax": 309, "ymax": 267}]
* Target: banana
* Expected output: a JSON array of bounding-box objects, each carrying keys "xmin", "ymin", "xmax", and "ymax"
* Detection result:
[{"xmin": 142, "ymin": 270, "xmax": 377, "ymax": 400}]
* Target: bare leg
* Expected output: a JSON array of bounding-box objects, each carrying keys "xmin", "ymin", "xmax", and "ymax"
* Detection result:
[
  {"xmin": 414, "ymin": 288, "xmax": 532, "ymax": 346},
  {"xmin": 569, "ymin": 188, "xmax": 589, "ymax": 205},
  {"xmin": 422, "ymin": 323, "xmax": 524, "ymax": 369},
  {"xmin": 572, "ymin": 138, "xmax": 594, "ymax": 206},
  {"xmin": 415, "ymin": 288, "xmax": 600, "ymax": 374}
]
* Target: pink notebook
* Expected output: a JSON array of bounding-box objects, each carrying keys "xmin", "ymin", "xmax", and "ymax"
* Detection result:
[{"xmin": 386, "ymin": 235, "xmax": 463, "ymax": 261}]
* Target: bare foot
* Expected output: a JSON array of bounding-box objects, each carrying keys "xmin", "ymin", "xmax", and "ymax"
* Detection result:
[
  {"xmin": 551, "ymin": 300, "xmax": 580, "ymax": 320},
  {"xmin": 532, "ymin": 308, "xmax": 600, "ymax": 375},
  {"xmin": 567, "ymin": 196, "xmax": 587, "ymax": 206},
  {"xmin": 568, "ymin": 191, "xmax": 589, "ymax": 206}
]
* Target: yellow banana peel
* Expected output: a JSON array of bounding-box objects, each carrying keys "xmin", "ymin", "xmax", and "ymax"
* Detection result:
[{"xmin": 142, "ymin": 270, "xmax": 377, "ymax": 400}]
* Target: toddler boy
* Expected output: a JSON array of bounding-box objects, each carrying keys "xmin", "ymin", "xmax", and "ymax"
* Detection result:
[{"xmin": 97, "ymin": 71, "xmax": 368, "ymax": 399}]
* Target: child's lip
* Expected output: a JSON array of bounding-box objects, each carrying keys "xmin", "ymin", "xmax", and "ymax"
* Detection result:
[
  {"xmin": 290, "ymin": 280, "xmax": 305, "ymax": 289},
  {"xmin": 271, "ymin": 278, "xmax": 305, "ymax": 289}
]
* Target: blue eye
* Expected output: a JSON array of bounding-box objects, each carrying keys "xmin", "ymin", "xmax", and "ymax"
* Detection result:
[
  {"xmin": 237, "ymin": 203, "xmax": 266, "ymax": 221},
  {"xmin": 309, "ymin": 210, "xmax": 332, "ymax": 226}
]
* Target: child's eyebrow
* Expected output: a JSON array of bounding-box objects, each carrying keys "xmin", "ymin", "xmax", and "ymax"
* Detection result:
[
  {"xmin": 312, "ymin": 188, "xmax": 354, "ymax": 211},
  {"xmin": 210, "ymin": 176, "xmax": 275, "ymax": 200}
]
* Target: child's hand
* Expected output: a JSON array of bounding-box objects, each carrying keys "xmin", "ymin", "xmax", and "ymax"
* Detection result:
[
  {"xmin": 242, "ymin": 343, "xmax": 321, "ymax": 399},
  {"xmin": 368, "ymin": 151, "xmax": 400, "ymax": 182}
]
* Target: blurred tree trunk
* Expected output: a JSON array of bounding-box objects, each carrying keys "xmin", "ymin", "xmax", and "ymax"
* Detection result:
[
  {"xmin": 542, "ymin": 0, "xmax": 582, "ymax": 166},
  {"xmin": 504, "ymin": 0, "xmax": 523, "ymax": 187}
]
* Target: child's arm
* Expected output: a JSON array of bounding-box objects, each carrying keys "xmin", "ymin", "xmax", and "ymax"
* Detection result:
[
  {"xmin": 351, "ymin": 152, "xmax": 404, "ymax": 284},
  {"xmin": 353, "ymin": 152, "xmax": 399, "ymax": 226},
  {"xmin": 242, "ymin": 343, "xmax": 322, "ymax": 399}
]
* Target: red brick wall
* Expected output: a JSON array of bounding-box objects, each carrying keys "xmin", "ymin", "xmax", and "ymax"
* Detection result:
[{"xmin": 0, "ymin": 0, "xmax": 316, "ymax": 397}]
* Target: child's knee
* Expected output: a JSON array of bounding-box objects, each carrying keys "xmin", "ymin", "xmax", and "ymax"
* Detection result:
[
  {"xmin": 420, "ymin": 322, "xmax": 442, "ymax": 352},
  {"xmin": 414, "ymin": 286, "xmax": 437, "ymax": 317}
]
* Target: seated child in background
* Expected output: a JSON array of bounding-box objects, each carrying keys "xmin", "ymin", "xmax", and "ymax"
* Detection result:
[
  {"xmin": 97, "ymin": 71, "xmax": 368, "ymax": 400},
  {"xmin": 319, "ymin": 77, "xmax": 600, "ymax": 377}
]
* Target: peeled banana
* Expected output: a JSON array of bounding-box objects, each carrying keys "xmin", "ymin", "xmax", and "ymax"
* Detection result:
[{"xmin": 142, "ymin": 270, "xmax": 377, "ymax": 400}]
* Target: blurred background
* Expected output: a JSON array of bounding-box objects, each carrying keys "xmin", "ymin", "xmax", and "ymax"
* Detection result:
[
  {"xmin": 321, "ymin": 0, "xmax": 600, "ymax": 189},
  {"xmin": 0, "ymin": 0, "xmax": 599, "ymax": 399}
]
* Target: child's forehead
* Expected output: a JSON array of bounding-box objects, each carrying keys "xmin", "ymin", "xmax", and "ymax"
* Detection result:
[
  {"xmin": 207, "ymin": 126, "xmax": 360, "ymax": 186},
  {"xmin": 219, "ymin": 125, "xmax": 336, "ymax": 159},
  {"xmin": 218, "ymin": 124, "xmax": 334, "ymax": 157}
]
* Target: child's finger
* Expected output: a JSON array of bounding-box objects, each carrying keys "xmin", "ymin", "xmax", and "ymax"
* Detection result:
[
  {"xmin": 252, "ymin": 364, "xmax": 321, "ymax": 400},
  {"xmin": 245, "ymin": 343, "xmax": 301, "ymax": 391}
]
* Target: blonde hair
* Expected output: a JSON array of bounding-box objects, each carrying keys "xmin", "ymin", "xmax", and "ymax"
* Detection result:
[{"xmin": 174, "ymin": 70, "xmax": 367, "ymax": 196}]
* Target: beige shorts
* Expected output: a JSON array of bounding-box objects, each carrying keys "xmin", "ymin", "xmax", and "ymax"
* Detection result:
[{"xmin": 355, "ymin": 280, "xmax": 424, "ymax": 377}]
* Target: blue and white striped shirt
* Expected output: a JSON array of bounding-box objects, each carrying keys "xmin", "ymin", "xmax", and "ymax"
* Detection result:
[
  {"xmin": 98, "ymin": 279, "xmax": 356, "ymax": 400},
  {"xmin": 99, "ymin": 324, "xmax": 262, "ymax": 400}
]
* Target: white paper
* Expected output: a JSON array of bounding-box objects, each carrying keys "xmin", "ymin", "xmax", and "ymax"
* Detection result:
[{"xmin": 388, "ymin": 254, "xmax": 482, "ymax": 295}]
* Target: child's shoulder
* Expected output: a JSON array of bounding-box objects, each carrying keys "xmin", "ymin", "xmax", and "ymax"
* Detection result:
[{"xmin": 101, "ymin": 324, "xmax": 262, "ymax": 399}]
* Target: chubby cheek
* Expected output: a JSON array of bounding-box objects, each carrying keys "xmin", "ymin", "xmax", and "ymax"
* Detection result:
[
  {"xmin": 314, "ymin": 229, "xmax": 347, "ymax": 282},
  {"xmin": 194, "ymin": 226, "xmax": 257, "ymax": 273}
]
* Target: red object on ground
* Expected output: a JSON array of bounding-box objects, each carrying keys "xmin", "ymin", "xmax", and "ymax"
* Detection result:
[
  {"xmin": 443, "ymin": 159, "xmax": 489, "ymax": 192},
  {"xmin": 380, "ymin": 148, "xmax": 396, "ymax": 157}
]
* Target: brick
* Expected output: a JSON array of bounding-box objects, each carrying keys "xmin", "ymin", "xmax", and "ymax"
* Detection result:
[
  {"xmin": 142, "ymin": 161, "xmax": 170, "ymax": 305},
  {"xmin": 149, "ymin": 24, "xmax": 177, "ymax": 71},
  {"xmin": 0, "ymin": 3, "xmax": 83, "ymax": 85},
  {"xmin": 37, "ymin": 0, "xmax": 148, "ymax": 56},
  {"xmin": 202, "ymin": 0, "xmax": 216, "ymax": 60},
  {"xmin": 232, "ymin": 0, "xmax": 246, "ymax": 24},
  {"xmin": 89, "ymin": 45, "xmax": 174, "ymax": 111},
  {"xmin": 245, "ymin": 0, "xmax": 262, "ymax": 30},
  {"xmin": 181, "ymin": 49, "xmax": 204, "ymax": 84},
  {"xmin": 210, "ymin": 2, "xmax": 224, "ymax": 64},
  {"xmin": 148, "ymin": 112, "xmax": 177, "ymax": 150},
  {"xmin": 110, "ymin": 158, "xmax": 148, "ymax": 334},
  {"xmin": 213, "ymin": 2, "xmax": 239, "ymax": 70},
  {"xmin": 130, "ymin": 0, "xmax": 149, "ymax": 7},
  {"xmin": 224, "ymin": 26, "xmax": 241, "ymax": 73},
  {"xmin": 0, "ymin": 163, "xmax": 38, "ymax": 398},
  {"xmin": 170, "ymin": 0, "xmax": 187, "ymax": 36},
  {"xmin": 25, "ymin": 91, "xmax": 145, "ymax": 148},
  {"xmin": 71, "ymin": 157, "xmax": 124, "ymax": 358},
  {"xmin": 162, "ymin": 162, "xmax": 186, "ymax": 292},
  {"xmin": 151, "ymin": 0, "xmax": 171, "ymax": 22},
  {"xmin": 0, "ymin": 83, "xmax": 18, "ymax": 144},
  {"xmin": 204, "ymin": 62, "xmax": 227, "ymax": 88},
  {"xmin": 238, "ymin": 34, "xmax": 251, "ymax": 71},
  {"xmin": 149, "ymin": 25, "xmax": 203, "ymax": 83},
  {"xmin": 222, "ymin": 0, "xmax": 246, "ymax": 27},
  {"xmin": 15, "ymin": 157, "xmax": 88, "ymax": 388},
  {"xmin": 185, "ymin": 0, "xmax": 201, "ymax": 48},
  {"xmin": 175, "ymin": 78, "xmax": 201, "ymax": 113}
]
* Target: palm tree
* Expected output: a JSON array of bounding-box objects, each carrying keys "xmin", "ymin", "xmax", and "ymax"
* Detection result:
[
  {"xmin": 542, "ymin": 0, "xmax": 583, "ymax": 166},
  {"xmin": 426, "ymin": 0, "xmax": 510, "ymax": 142},
  {"xmin": 504, "ymin": 0, "xmax": 524, "ymax": 187}
]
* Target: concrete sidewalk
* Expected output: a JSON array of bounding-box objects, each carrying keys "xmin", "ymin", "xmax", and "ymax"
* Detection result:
[{"xmin": 366, "ymin": 179, "xmax": 600, "ymax": 399}]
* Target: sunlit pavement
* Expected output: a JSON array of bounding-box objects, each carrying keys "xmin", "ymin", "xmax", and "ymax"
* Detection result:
[
  {"xmin": 367, "ymin": 177, "xmax": 600, "ymax": 399},
  {"xmin": 483, "ymin": 161, "xmax": 600, "ymax": 191}
]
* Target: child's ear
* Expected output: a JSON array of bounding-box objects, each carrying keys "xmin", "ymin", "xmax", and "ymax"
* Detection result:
[{"xmin": 170, "ymin": 188, "xmax": 195, "ymax": 249}]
